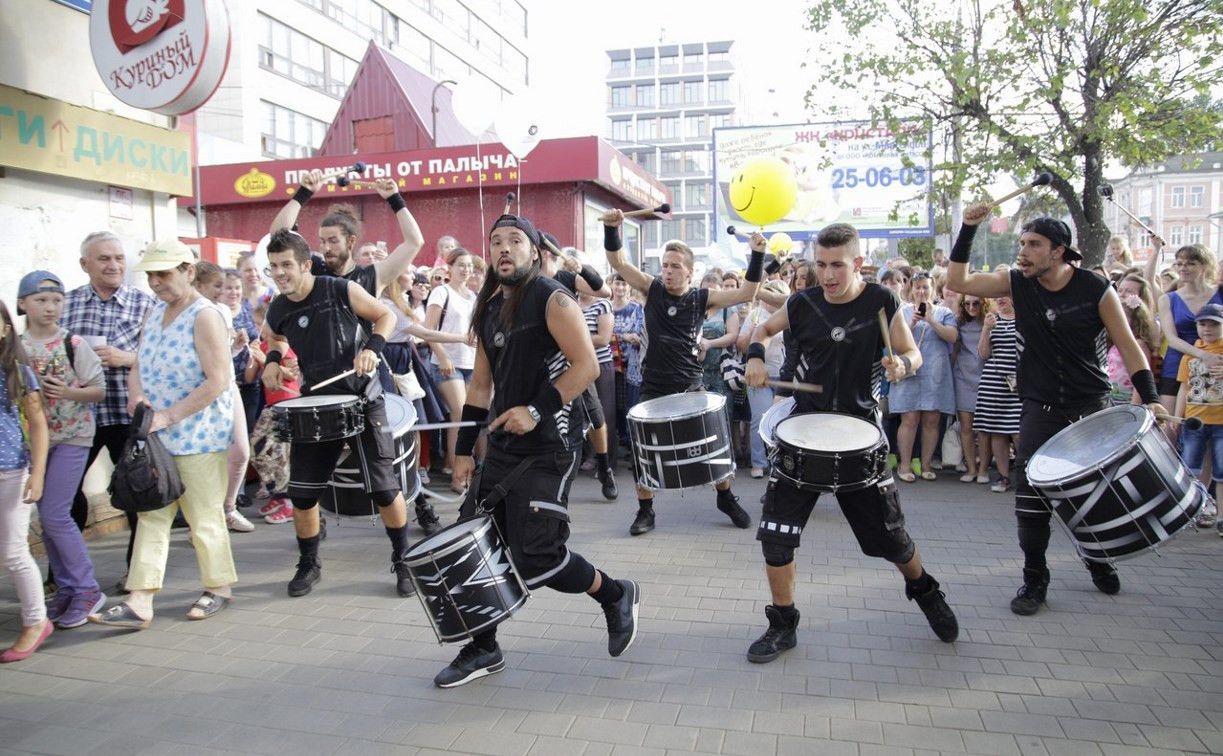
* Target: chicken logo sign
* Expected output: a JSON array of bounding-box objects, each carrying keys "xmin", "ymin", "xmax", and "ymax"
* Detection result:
[{"xmin": 90, "ymin": 0, "xmax": 232, "ymax": 116}]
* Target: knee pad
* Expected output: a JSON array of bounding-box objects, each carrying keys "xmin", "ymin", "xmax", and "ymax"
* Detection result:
[
  {"xmin": 291, "ymin": 496, "xmax": 318, "ymax": 511},
  {"xmin": 540, "ymin": 551, "xmax": 596, "ymax": 594},
  {"xmin": 761, "ymin": 541, "xmax": 794, "ymax": 567},
  {"xmin": 371, "ymin": 489, "xmax": 399, "ymax": 508}
]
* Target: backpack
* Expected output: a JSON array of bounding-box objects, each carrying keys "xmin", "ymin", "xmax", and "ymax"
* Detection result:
[{"xmin": 109, "ymin": 403, "xmax": 185, "ymax": 513}]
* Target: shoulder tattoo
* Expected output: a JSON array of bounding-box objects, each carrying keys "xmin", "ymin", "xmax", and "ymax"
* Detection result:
[{"xmin": 556, "ymin": 294, "xmax": 570, "ymax": 308}]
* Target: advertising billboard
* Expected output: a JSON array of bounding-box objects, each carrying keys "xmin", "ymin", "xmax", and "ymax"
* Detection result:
[{"xmin": 713, "ymin": 121, "xmax": 933, "ymax": 240}]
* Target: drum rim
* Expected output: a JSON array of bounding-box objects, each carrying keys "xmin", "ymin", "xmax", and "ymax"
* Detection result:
[
  {"xmin": 774, "ymin": 411, "xmax": 883, "ymax": 451},
  {"xmin": 404, "ymin": 516, "xmax": 492, "ymax": 562},
  {"xmin": 1027, "ymin": 405, "xmax": 1154, "ymax": 486},
  {"xmin": 275, "ymin": 394, "xmax": 361, "ymax": 408},
  {"xmin": 628, "ymin": 391, "xmax": 726, "ymax": 421}
]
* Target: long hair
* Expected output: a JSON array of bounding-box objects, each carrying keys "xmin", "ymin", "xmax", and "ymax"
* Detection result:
[
  {"xmin": 470, "ymin": 249, "xmax": 543, "ymax": 338},
  {"xmin": 320, "ymin": 204, "xmax": 361, "ymax": 241},
  {"xmin": 0, "ymin": 301, "xmax": 31, "ymax": 411},
  {"xmin": 384, "ymin": 275, "xmax": 417, "ymax": 321},
  {"xmin": 956, "ymin": 293, "xmax": 993, "ymax": 325},
  {"xmin": 1119, "ymin": 274, "xmax": 1157, "ymax": 312},
  {"xmin": 1175, "ymin": 243, "xmax": 1219, "ymax": 286}
]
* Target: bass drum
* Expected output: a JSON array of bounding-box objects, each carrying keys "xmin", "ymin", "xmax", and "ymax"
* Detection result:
[
  {"xmin": 322, "ymin": 394, "xmax": 420, "ymax": 517},
  {"xmin": 627, "ymin": 392, "xmax": 733, "ymax": 491}
]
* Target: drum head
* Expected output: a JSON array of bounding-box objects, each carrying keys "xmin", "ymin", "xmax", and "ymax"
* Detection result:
[
  {"xmin": 384, "ymin": 394, "xmax": 418, "ymax": 435},
  {"xmin": 776, "ymin": 413, "xmax": 882, "ymax": 452},
  {"xmin": 278, "ymin": 394, "xmax": 359, "ymax": 408},
  {"xmin": 759, "ymin": 397, "xmax": 797, "ymax": 446},
  {"xmin": 1028, "ymin": 405, "xmax": 1152, "ymax": 485},
  {"xmin": 628, "ymin": 392, "xmax": 725, "ymax": 421},
  {"xmin": 405, "ymin": 517, "xmax": 487, "ymax": 559}
]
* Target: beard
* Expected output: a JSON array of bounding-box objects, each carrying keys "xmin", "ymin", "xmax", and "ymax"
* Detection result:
[
  {"xmin": 325, "ymin": 249, "xmax": 350, "ymax": 273},
  {"xmin": 494, "ymin": 260, "xmax": 534, "ymax": 287}
]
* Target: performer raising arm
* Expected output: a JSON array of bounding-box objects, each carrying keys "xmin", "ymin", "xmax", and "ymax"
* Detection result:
[
  {"xmin": 743, "ymin": 223, "xmax": 959, "ymax": 663},
  {"xmin": 945, "ymin": 204, "xmax": 1167, "ymax": 615}
]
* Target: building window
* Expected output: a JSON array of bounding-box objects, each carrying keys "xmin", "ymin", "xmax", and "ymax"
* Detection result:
[
  {"xmin": 1169, "ymin": 225, "xmax": 1184, "ymax": 245},
  {"xmin": 261, "ymin": 100, "xmax": 328, "ymax": 159},
  {"xmin": 1171, "ymin": 186, "xmax": 1186, "ymax": 208},
  {"xmin": 659, "ymin": 82, "xmax": 679, "ymax": 106},
  {"xmin": 686, "ymin": 216, "xmax": 706, "ymax": 242},
  {"xmin": 611, "ymin": 119, "xmax": 632, "ymax": 142},
  {"xmin": 637, "ymin": 118, "xmax": 657, "ymax": 140},
  {"xmin": 709, "ymin": 113, "xmax": 733, "ymax": 130},
  {"xmin": 610, "ymin": 85, "xmax": 630, "ymax": 108},
  {"xmin": 636, "ymin": 84, "xmax": 654, "ymax": 108},
  {"xmin": 260, "ymin": 13, "xmax": 356, "ymax": 97},
  {"xmin": 685, "ymin": 183, "xmax": 708, "ymax": 207},
  {"xmin": 660, "ymin": 149, "xmax": 681, "ymax": 174},
  {"xmin": 661, "ymin": 219, "xmax": 681, "ymax": 241},
  {"xmin": 683, "ymin": 51, "xmax": 703, "ymax": 68},
  {"xmin": 1190, "ymin": 185, "xmax": 1204, "ymax": 208},
  {"xmin": 660, "ymin": 117, "xmax": 680, "ymax": 139},
  {"xmin": 708, "ymin": 78, "xmax": 729, "ymax": 102},
  {"xmin": 659, "ymin": 53, "xmax": 678, "ymax": 69},
  {"xmin": 609, "ymin": 56, "xmax": 629, "ymax": 74},
  {"xmin": 708, "ymin": 50, "xmax": 729, "ymax": 64},
  {"xmin": 685, "ymin": 114, "xmax": 705, "ymax": 138},
  {"xmin": 1189, "ymin": 225, "xmax": 1203, "ymax": 244},
  {"xmin": 683, "ymin": 80, "xmax": 703, "ymax": 104},
  {"xmin": 635, "ymin": 150, "xmax": 656, "ymax": 173},
  {"xmin": 683, "ymin": 149, "xmax": 709, "ymax": 174},
  {"xmin": 635, "ymin": 55, "xmax": 653, "ymax": 74}
]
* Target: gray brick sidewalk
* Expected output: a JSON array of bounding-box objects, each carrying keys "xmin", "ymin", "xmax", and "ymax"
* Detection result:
[{"xmin": 2, "ymin": 470, "xmax": 1221, "ymax": 755}]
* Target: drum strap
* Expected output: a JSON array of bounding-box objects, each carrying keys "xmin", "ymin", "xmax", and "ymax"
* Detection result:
[{"xmin": 458, "ymin": 456, "xmax": 537, "ymax": 520}]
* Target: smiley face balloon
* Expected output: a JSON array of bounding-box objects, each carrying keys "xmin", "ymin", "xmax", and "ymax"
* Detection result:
[{"xmin": 728, "ymin": 157, "xmax": 798, "ymax": 227}]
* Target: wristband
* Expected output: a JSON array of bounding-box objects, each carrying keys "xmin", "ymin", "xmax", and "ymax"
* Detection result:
[
  {"xmin": 386, "ymin": 193, "xmax": 406, "ymax": 213},
  {"xmin": 745, "ymin": 250, "xmax": 765, "ymax": 283},
  {"xmin": 899, "ymin": 354, "xmax": 912, "ymax": 375},
  {"xmin": 266, "ymin": 350, "xmax": 283, "ymax": 365},
  {"xmin": 603, "ymin": 224, "xmax": 622, "ymax": 252},
  {"xmin": 579, "ymin": 264, "xmax": 605, "ymax": 292},
  {"xmin": 363, "ymin": 334, "xmax": 386, "ymax": 356},
  {"xmin": 529, "ymin": 384, "xmax": 564, "ymax": 419},
  {"xmin": 455, "ymin": 404, "xmax": 489, "ymax": 456},
  {"xmin": 746, "ymin": 342, "xmax": 767, "ymax": 362},
  {"xmin": 949, "ymin": 223, "xmax": 978, "ymax": 264},
  {"xmin": 1131, "ymin": 368, "xmax": 1159, "ymax": 405},
  {"xmin": 292, "ymin": 186, "xmax": 314, "ymax": 205}
]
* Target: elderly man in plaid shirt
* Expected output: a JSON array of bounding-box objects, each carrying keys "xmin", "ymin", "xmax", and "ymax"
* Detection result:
[{"xmin": 63, "ymin": 231, "xmax": 155, "ymax": 592}]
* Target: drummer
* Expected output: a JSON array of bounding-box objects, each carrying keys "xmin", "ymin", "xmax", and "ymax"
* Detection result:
[
  {"xmin": 438, "ymin": 213, "xmax": 639, "ymax": 688},
  {"xmin": 744, "ymin": 223, "xmax": 959, "ymax": 663},
  {"xmin": 601, "ymin": 210, "xmax": 764, "ymax": 536},
  {"xmin": 261, "ymin": 229, "xmax": 417, "ymax": 600},
  {"xmin": 946, "ymin": 206, "xmax": 1167, "ymax": 615}
]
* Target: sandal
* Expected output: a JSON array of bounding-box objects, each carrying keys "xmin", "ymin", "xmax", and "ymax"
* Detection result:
[
  {"xmin": 959, "ymin": 472, "xmax": 976, "ymax": 483},
  {"xmin": 921, "ymin": 471, "xmax": 937, "ymax": 481},
  {"xmin": 897, "ymin": 471, "xmax": 916, "ymax": 483},
  {"xmin": 88, "ymin": 602, "xmax": 151, "ymax": 629},
  {"xmin": 186, "ymin": 592, "xmax": 231, "ymax": 621}
]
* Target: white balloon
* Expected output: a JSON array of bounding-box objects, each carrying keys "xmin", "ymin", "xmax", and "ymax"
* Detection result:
[
  {"xmin": 253, "ymin": 233, "xmax": 272, "ymax": 278},
  {"xmin": 494, "ymin": 94, "xmax": 542, "ymax": 159},
  {"xmin": 449, "ymin": 77, "xmax": 497, "ymax": 137}
]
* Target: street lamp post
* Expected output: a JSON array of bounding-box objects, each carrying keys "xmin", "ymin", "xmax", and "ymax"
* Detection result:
[{"xmin": 430, "ymin": 79, "xmax": 458, "ymax": 148}]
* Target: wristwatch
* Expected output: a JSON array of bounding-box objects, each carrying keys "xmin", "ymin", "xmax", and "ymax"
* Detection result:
[{"xmin": 526, "ymin": 405, "xmax": 541, "ymax": 422}]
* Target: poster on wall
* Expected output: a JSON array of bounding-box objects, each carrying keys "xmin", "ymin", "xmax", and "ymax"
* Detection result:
[{"xmin": 713, "ymin": 121, "xmax": 933, "ymax": 240}]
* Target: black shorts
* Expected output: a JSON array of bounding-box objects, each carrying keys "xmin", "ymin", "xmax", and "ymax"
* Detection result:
[
  {"xmin": 757, "ymin": 474, "xmax": 916, "ymax": 564},
  {"xmin": 287, "ymin": 395, "xmax": 400, "ymax": 500},
  {"xmin": 1158, "ymin": 377, "xmax": 1180, "ymax": 398},
  {"xmin": 581, "ymin": 385, "xmax": 605, "ymax": 428}
]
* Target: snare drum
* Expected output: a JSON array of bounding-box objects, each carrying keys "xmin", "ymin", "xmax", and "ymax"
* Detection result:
[
  {"xmin": 627, "ymin": 392, "xmax": 733, "ymax": 490},
  {"xmin": 403, "ymin": 516, "xmax": 529, "ymax": 643},
  {"xmin": 758, "ymin": 396, "xmax": 797, "ymax": 449},
  {"xmin": 771, "ymin": 413, "xmax": 888, "ymax": 492},
  {"xmin": 270, "ymin": 394, "xmax": 365, "ymax": 443},
  {"xmin": 1027, "ymin": 405, "xmax": 1208, "ymax": 562},
  {"xmin": 324, "ymin": 394, "xmax": 420, "ymax": 517}
]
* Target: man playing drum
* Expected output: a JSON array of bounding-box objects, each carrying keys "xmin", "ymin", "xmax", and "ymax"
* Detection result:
[
  {"xmin": 744, "ymin": 223, "xmax": 959, "ymax": 662},
  {"xmin": 601, "ymin": 210, "xmax": 763, "ymax": 535},
  {"xmin": 261, "ymin": 230, "xmax": 418, "ymax": 599},
  {"xmin": 439, "ymin": 214, "xmax": 640, "ymax": 689},
  {"xmin": 947, "ymin": 205, "xmax": 1168, "ymax": 615}
]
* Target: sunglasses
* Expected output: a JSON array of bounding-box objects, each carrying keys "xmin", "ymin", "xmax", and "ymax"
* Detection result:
[
  {"xmin": 912, "ymin": 272, "xmax": 932, "ymax": 281},
  {"xmin": 964, "ymin": 300, "xmax": 981, "ymax": 307}
]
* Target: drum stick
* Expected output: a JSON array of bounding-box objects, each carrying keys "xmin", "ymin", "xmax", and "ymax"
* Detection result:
[
  {"xmin": 1158, "ymin": 414, "xmax": 1204, "ymax": 430},
  {"xmin": 336, "ymin": 177, "xmax": 381, "ymax": 189},
  {"xmin": 503, "ymin": 191, "xmax": 516, "ymax": 215},
  {"xmin": 622, "ymin": 203, "xmax": 671, "ymax": 218},
  {"xmin": 765, "ymin": 379, "xmax": 823, "ymax": 394},
  {"xmin": 988, "ymin": 172, "xmax": 1053, "ymax": 210},
  {"xmin": 309, "ymin": 355, "xmax": 382, "ymax": 392},
  {"xmin": 413, "ymin": 420, "xmax": 487, "ymax": 432},
  {"xmin": 877, "ymin": 308, "xmax": 894, "ymax": 358},
  {"xmin": 542, "ymin": 237, "xmax": 563, "ymax": 256}
]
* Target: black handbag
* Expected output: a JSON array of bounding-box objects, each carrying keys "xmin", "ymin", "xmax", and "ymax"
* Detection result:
[{"xmin": 108, "ymin": 404, "xmax": 185, "ymax": 513}]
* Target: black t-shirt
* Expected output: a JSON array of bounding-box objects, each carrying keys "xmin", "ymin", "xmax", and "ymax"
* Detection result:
[
  {"xmin": 266, "ymin": 275, "xmax": 380, "ymax": 398},
  {"xmin": 554, "ymin": 270, "xmax": 578, "ymax": 295},
  {"xmin": 481, "ymin": 276, "xmax": 582, "ymax": 453},
  {"xmin": 785, "ymin": 282, "xmax": 900, "ymax": 420},
  {"xmin": 1010, "ymin": 267, "xmax": 1110, "ymax": 406},
  {"xmin": 641, "ymin": 278, "xmax": 710, "ymax": 386},
  {"xmin": 311, "ymin": 256, "xmax": 378, "ymax": 296}
]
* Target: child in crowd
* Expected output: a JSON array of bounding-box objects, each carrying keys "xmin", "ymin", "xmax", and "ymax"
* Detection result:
[
  {"xmin": 1175, "ymin": 303, "xmax": 1223, "ymax": 531},
  {"xmin": 0, "ymin": 300, "xmax": 51, "ymax": 662},
  {"xmin": 17, "ymin": 272, "xmax": 108, "ymax": 629},
  {"xmin": 249, "ymin": 305, "xmax": 300, "ymax": 524}
]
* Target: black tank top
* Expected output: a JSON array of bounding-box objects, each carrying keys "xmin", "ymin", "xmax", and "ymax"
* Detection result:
[
  {"xmin": 641, "ymin": 277, "xmax": 709, "ymax": 386},
  {"xmin": 1009, "ymin": 267, "xmax": 1110, "ymax": 407},
  {"xmin": 480, "ymin": 276, "xmax": 582, "ymax": 453}
]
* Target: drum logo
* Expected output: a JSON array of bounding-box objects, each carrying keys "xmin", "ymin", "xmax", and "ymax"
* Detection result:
[
  {"xmin": 667, "ymin": 306, "xmax": 677, "ymax": 316},
  {"xmin": 297, "ymin": 315, "xmax": 310, "ymax": 329},
  {"xmin": 1045, "ymin": 308, "xmax": 1056, "ymax": 322},
  {"xmin": 830, "ymin": 327, "xmax": 846, "ymax": 342},
  {"xmin": 782, "ymin": 455, "xmax": 795, "ymax": 472},
  {"xmin": 493, "ymin": 332, "xmax": 505, "ymax": 347},
  {"xmin": 687, "ymin": 445, "xmax": 703, "ymax": 458}
]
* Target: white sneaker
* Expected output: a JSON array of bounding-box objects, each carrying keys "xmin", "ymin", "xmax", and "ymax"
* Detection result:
[{"xmin": 226, "ymin": 510, "xmax": 255, "ymax": 532}]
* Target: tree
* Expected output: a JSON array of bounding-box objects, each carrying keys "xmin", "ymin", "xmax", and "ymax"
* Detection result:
[{"xmin": 804, "ymin": 0, "xmax": 1223, "ymax": 266}]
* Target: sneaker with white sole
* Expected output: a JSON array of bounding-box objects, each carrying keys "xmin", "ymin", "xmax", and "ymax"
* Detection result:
[
  {"xmin": 265, "ymin": 501, "xmax": 294, "ymax": 524},
  {"xmin": 259, "ymin": 495, "xmax": 287, "ymax": 517},
  {"xmin": 990, "ymin": 476, "xmax": 1011, "ymax": 493},
  {"xmin": 57, "ymin": 591, "xmax": 107, "ymax": 629},
  {"xmin": 226, "ymin": 510, "xmax": 255, "ymax": 532},
  {"xmin": 434, "ymin": 642, "xmax": 505, "ymax": 688}
]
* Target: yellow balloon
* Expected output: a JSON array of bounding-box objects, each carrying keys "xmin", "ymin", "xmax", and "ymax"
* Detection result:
[
  {"xmin": 769, "ymin": 232, "xmax": 793, "ymax": 255},
  {"xmin": 728, "ymin": 157, "xmax": 798, "ymax": 227}
]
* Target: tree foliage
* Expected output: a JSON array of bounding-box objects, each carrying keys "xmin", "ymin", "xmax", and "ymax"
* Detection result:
[{"xmin": 803, "ymin": 0, "xmax": 1223, "ymax": 265}]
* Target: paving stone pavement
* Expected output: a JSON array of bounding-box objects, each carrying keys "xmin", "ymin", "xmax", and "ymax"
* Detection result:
[{"xmin": 2, "ymin": 468, "xmax": 1222, "ymax": 756}]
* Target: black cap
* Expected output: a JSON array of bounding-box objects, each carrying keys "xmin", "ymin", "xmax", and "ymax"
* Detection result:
[
  {"xmin": 490, "ymin": 214, "xmax": 540, "ymax": 249},
  {"xmin": 538, "ymin": 230, "xmax": 560, "ymax": 255},
  {"xmin": 1027, "ymin": 218, "xmax": 1081, "ymax": 261}
]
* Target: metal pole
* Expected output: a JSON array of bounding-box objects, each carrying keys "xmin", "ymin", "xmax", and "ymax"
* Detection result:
[{"xmin": 430, "ymin": 79, "xmax": 458, "ymax": 148}]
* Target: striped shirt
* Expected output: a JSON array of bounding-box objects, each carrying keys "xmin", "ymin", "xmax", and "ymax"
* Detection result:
[
  {"xmin": 62, "ymin": 283, "xmax": 155, "ymax": 428},
  {"xmin": 583, "ymin": 299, "xmax": 613, "ymax": 364},
  {"xmin": 974, "ymin": 316, "xmax": 1022, "ymax": 434}
]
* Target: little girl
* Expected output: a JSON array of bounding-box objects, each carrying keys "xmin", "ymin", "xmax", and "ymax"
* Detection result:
[{"xmin": 0, "ymin": 300, "xmax": 51, "ymax": 662}]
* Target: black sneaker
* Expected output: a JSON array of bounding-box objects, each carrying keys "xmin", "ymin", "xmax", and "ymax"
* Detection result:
[
  {"xmin": 433, "ymin": 641, "xmax": 505, "ymax": 688},
  {"xmin": 599, "ymin": 468, "xmax": 619, "ymax": 501},
  {"xmin": 747, "ymin": 605, "xmax": 799, "ymax": 663},
  {"xmin": 1085, "ymin": 560, "xmax": 1120, "ymax": 595},
  {"xmin": 906, "ymin": 577, "xmax": 959, "ymax": 642},
  {"xmin": 235, "ymin": 493, "xmax": 253, "ymax": 509},
  {"xmin": 392, "ymin": 555, "xmax": 416, "ymax": 598},
  {"xmin": 716, "ymin": 491, "xmax": 751, "ymax": 529},
  {"xmin": 629, "ymin": 508, "xmax": 655, "ymax": 536},
  {"xmin": 416, "ymin": 503, "xmax": 442, "ymax": 537},
  {"xmin": 602, "ymin": 579, "xmax": 640, "ymax": 657},
  {"xmin": 1010, "ymin": 567, "xmax": 1049, "ymax": 616},
  {"xmin": 288, "ymin": 556, "xmax": 321, "ymax": 597}
]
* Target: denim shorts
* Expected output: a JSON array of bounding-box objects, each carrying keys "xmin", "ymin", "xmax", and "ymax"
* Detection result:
[
  {"xmin": 1180, "ymin": 421, "xmax": 1223, "ymax": 483},
  {"xmin": 430, "ymin": 363, "xmax": 472, "ymax": 385}
]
